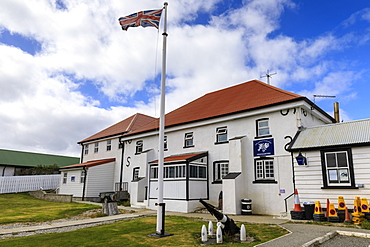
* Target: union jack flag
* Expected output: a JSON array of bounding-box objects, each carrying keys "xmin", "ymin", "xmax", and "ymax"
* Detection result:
[{"xmin": 119, "ymin": 9, "xmax": 163, "ymax": 31}]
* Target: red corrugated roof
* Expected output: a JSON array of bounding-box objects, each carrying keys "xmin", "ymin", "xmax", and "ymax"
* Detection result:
[
  {"xmin": 79, "ymin": 80, "xmax": 306, "ymax": 142},
  {"xmin": 126, "ymin": 80, "xmax": 303, "ymax": 135},
  {"xmin": 60, "ymin": 158, "xmax": 115, "ymax": 169},
  {"xmin": 79, "ymin": 113, "xmax": 156, "ymax": 143},
  {"xmin": 150, "ymin": 152, "xmax": 207, "ymax": 164}
]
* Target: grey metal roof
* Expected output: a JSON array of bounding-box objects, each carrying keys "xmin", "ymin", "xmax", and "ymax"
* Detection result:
[{"xmin": 290, "ymin": 119, "xmax": 370, "ymax": 150}]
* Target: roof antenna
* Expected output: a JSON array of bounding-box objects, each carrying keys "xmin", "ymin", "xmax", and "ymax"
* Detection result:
[
  {"xmin": 313, "ymin": 95, "xmax": 335, "ymax": 103},
  {"xmin": 260, "ymin": 70, "xmax": 277, "ymax": 85}
]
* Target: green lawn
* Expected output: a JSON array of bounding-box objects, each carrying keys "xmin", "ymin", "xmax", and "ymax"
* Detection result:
[
  {"xmin": 0, "ymin": 216, "xmax": 288, "ymax": 246},
  {"xmin": 0, "ymin": 193, "xmax": 100, "ymax": 224},
  {"xmin": 0, "ymin": 193, "xmax": 288, "ymax": 246}
]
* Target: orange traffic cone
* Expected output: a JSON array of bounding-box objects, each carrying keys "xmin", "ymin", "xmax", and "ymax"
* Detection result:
[
  {"xmin": 325, "ymin": 199, "xmax": 330, "ymax": 218},
  {"xmin": 293, "ymin": 189, "xmax": 302, "ymax": 211},
  {"xmin": 344, "ymin": 207, "xmax": 352, "ymax": 224}
]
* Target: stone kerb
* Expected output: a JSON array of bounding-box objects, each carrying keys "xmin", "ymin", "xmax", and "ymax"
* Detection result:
[{"xmin": 29, "ymin": 190, "xmax": 72, "ymax": 203}]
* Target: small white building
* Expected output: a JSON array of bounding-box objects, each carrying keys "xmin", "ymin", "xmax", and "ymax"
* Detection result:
[
  {"xmin": 60, "ymin": 80, "xmax": 336, "ymax": 215},
  {"xmin": 288, "ymin": 119, "xmax": 370, "ymax": 209}
]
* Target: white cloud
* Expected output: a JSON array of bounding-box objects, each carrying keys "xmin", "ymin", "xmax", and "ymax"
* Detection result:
[{"xmin": 0, "ymin": 0, "xmax": 366, "ymax": 156}]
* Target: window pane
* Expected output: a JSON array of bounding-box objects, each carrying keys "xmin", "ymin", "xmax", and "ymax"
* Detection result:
[
  {"xmin": 265, "ymin": 160, "xmax": 274, "ymax": 178},
  {"xmin": 256, "ymin": 161, "xmax": 263, "ymax": 179},
  {"xmin": 337, "ymin": 153, "xmax": 348, "ymax": 167},
  {"xmin": 169, "ymin": 167, "xmax": 175, "ymax": 178},
  {"xmin": 339, "ymin": 169, "xmax": 349, "ymax": 182},
  {"xmin": 258, "ymin": 121, "xmax": 268, "ymax": 128},
  {"xmin": 258, "ymin": 128, "xmax": 270, "ymax": 136},
  {"xmin": 217, "ymin": 133, "xmax": 228, "ymax": 142},
  {"xmin": 199, "ymin": 167, "xmax": 206, "ymax": 178},
  {"xmin": 328, "ymin": 169, "xmax": 338, "ymax": 182},
  {"xmin": 220, "ymin": 163, "xmax": 228, "ymax": 178},
  {"xmin": 326, "ymin": 153, "xmax": 336, "ymax": 167},
  {"xmin": 190, "ymin": 166, "xmax": 198, "ymax": 178}
]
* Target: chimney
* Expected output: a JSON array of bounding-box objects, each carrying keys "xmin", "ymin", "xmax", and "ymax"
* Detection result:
[{"xmin": 334, "ymin": 102, "xmax": 340, "ymax": 123}]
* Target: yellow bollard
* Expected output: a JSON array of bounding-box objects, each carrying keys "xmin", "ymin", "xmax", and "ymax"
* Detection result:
[
  {"xmin": 327, "ymin": 203, "xmax": 339, "ymax": 222},
  {"xmin": 338, "ymin": 196, "xmax": 346, "ymax": 211}
]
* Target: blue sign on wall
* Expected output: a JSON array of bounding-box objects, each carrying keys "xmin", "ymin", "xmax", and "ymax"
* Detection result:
[{"xmin": 253, "ymin": 138, "xmax": 274, "ymax": 156}]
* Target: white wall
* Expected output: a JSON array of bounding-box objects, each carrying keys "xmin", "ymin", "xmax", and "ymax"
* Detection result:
[
  {"xmin": 0, "ymin": 166, "xmax": 15, "ymax": 176},
  {"xmin": 85, "ymin": 162, "xmax": 115, "ymax": 198},
  {"xmin": 294, "ymin": 146, "xmax": 370, "ymax": 210},
  {"xmin": 59, "ymin": 169, "xmax": 84, "ymax": 197},
  {"xmin": 78, "ymin": 99, "xmax": 333, "ymax": 214}
]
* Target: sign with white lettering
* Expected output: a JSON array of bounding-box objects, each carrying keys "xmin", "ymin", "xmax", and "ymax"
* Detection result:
[{"xmin": 253, "ymin": 138, "xmax": 274, "ymax": 156}]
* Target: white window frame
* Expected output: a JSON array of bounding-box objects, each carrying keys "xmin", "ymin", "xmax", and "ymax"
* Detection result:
[
  {"xmin": 63, "ymin": 172, "xmax": 67, "ymax": 184},
  {"xmin": 257, "ymin": 119, "xmax": 270, "ymax": 137},
  {"xmin": 133, "ymin": 167, "xmax": 140, "ymax": 181},
  {"xmin": 94, "ymin": 143, "xmax": 99, "ymax": 153},
  {"xmin": 255, "ymin": 159, "xmax": 274, "ymax": 180},
  {"xmin": 324, "ymin": 151, "xmax": 350, "ymax": 185},
  {"xmin": 135, "ymin": 140, "xmax": 143, "ymax": 154},
  {"xmin": 184, "ymin": 132, "xmax": 194, "ymax": 147},
  {"xmin": 106, "ymin": 140, "xmax": 112, "ymax": 151},
  {"xmin": 216, "ymin": 127, "xmax": 228, "ymax": 143},
  {"xmin": 80, "ymin": 170, "xmax": 86, "ymax": 183},
  {"xmin": 214, "ymin": 161, "xmax": 229, "ymax": 182},
  {"xmin": 84, "ymin": 145, "xmax": 89, "ymax": 155}
]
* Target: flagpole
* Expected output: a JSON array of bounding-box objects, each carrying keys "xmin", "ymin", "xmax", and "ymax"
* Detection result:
[{"xmin": 156, "ymin": 2, "xmax": 168, "ymax": 236}]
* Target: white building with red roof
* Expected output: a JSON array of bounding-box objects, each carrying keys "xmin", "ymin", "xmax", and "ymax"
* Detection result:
[{"xmin": 59, "ymin": 80, "xmax": 335, "ymax": 215}]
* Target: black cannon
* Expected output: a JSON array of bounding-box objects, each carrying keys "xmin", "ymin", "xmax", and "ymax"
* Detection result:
[{"xmin": 199, "ymin": 199, "xmax": 240, "ymax": 235}]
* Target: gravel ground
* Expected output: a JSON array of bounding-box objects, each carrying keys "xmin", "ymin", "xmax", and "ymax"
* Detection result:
[{"xmin": 319, "ymin": 235, "xmax": 370, "ymax": 247}]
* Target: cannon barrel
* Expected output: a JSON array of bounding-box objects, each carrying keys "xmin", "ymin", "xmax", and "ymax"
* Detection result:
[{"xmin": 199, "ymin": 199, "xmax": 240, "ymax": 235}]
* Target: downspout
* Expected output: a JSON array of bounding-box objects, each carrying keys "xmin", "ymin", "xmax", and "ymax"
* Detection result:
[
  {"xmin": 82, "ymin": 166, "xmax": 87, "ymax": 201},
  {"xmin": 80, "ymin": 144, "xmax": 84, "ymax": 163},
  {"xmin": 119, "ymin": 137, "xmax": 125, "ymax": 191},
  {"xmin": 2, "ymin": 165, "xmax": 7, "ymax": 176}
]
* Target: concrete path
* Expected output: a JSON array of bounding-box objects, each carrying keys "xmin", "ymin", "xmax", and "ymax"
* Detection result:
[{"xmin": 1, "ymin": 201, "xmax": 370, "ymax": 247}]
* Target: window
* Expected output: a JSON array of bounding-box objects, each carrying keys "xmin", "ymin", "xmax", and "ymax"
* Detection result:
[
  {"xmin": 164, "ymin": 136, "xmax": 168, "ymax": 150},
  {"xmin": 321, "ymin": 149, "xmax": 355, "ymax": 188},
  {"xmin": 214, "ymin": 161, "xmax": 229, "ymax": 182},
  {"xmin": 151, "ymin": 166, "xmax": 158, "ymax": 179},
  {"xmin": 216, "ymin": 127, "xmax": 228, "ymax": 143},
  {"xmin": 184, "ymin": 132, "xmax": 194, "ymax": 148},
  {"xmin": 80, "ymin": 170, "xmax": 86, "ymax": 183},
  {"xmin": 256, "ymin": 119, "xmax": 270, "ymax": 137},
  {"xmin": 189, "ymin": 165, "xmax": 207, "ymax": 179},
  {"xmin": 135, "ymin": 140, "xmax": 143, "ymax": 154},
  {"xmin": 106, "ymin": 140, "xmax": 112, "ymax": 151},
  {"xmin": 84, "ymin": 145, "xmax": 89, "ymax": 155},
  {"xmin": 63, "ymin": 172, "xmax": 67, "ymax": 184},
  {"xmin": 133, "ymin": 167, "xmax": 140, "ymax": 181},
  {"xmin": 94, "ymin": 143, "xmax": 99, "ymax": 153},
  {"xmin": 164, "ymin": 165, "xmax": 186, "ymax": 179},
  {"xmin": 254, "ymin": 158, "xmax": 276, "ymax": 182}
]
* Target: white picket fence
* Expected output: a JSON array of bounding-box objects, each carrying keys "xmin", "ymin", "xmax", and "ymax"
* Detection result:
[{"xmin": 0, "ymin": 175, "xmax": 61, "ymax": 194}]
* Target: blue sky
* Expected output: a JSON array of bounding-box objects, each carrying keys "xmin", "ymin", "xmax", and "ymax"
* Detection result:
[{"xmin": 0, "ymin": 0, "xmax": 369, "ymax": 156}]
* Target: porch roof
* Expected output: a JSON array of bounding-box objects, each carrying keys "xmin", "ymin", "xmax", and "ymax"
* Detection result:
[
  {"xmin": 60, "ymin": 158, "xmax": 115, "ymax": 170},
  {"xmin": 149, "ymin": 152, "xmax": 208, "ymax": 164},
  {"xmin": 289, "ymin": 118, "xmax": 370, "ymax": 150}
]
